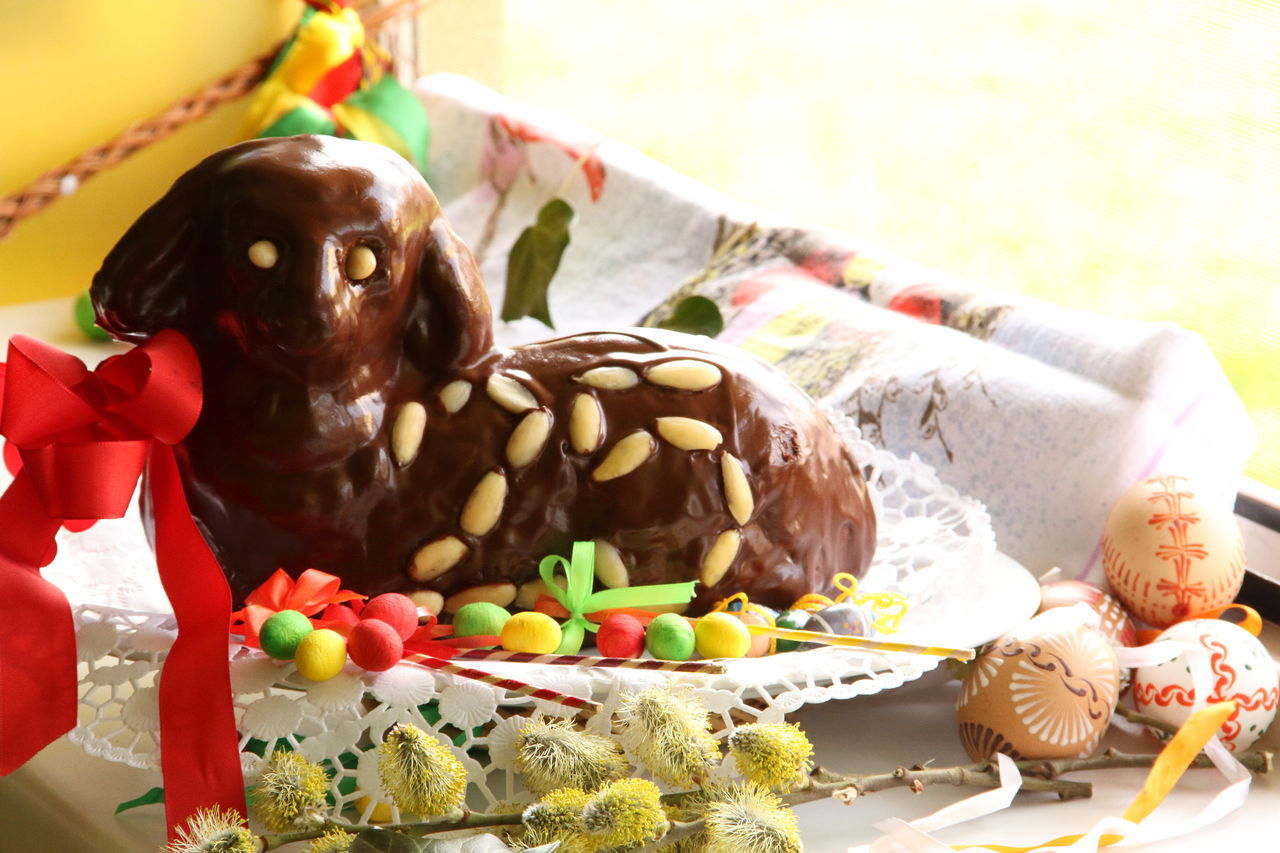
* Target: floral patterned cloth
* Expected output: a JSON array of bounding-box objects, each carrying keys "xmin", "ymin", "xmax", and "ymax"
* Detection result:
[{"xmin": 415, "ymin": 73, "xmax": 1253, "ymax": 584}]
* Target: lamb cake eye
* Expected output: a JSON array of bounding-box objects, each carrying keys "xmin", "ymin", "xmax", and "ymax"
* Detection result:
[
  {"xmin": 247, "ymin": 239, "xmax": 278, "ymax": 269},
  {"xmin": 347, "ymin": 244, "xmax": 377, "ymax": 281}
]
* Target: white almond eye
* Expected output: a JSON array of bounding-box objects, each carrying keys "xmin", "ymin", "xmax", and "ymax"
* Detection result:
[
  {"xmin": 247, "ymin": 239, "xmax": 278, "ymax": 269},
  {"xmin": 346, "ymin": 245, "xmax": 377, "ymax": 281}
]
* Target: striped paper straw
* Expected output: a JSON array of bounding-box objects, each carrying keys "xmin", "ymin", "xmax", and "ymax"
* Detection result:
[
  {"xmin": 451, "ymin": 648, "xmax": 727, "ymax": 674},
  {"xmin": 405, "ymin": 653, "xmax": 603, "ymax": 715},
  {"xmin": 743, "ymin": 625, "xmax": 975, "ymax": 661}
]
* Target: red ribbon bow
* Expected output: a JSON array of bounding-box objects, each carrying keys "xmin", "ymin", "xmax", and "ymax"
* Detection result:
[
  {"xmin": 0, "ymin": 332, "xmax": 245, "ymax": 836},
  {"xmin": 231, "ymin": 568, "xmax": 366, "ymax": 646}
]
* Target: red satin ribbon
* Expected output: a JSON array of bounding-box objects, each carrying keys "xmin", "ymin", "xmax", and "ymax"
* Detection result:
[{"xmin": 0, "ymin": 332, "xmax": 245, "ymax": 837}]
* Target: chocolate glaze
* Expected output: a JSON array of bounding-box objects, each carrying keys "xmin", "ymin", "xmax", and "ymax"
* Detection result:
[{"xmin": 90, "ymin": 135, "xmax": 875, "ymax": 612}]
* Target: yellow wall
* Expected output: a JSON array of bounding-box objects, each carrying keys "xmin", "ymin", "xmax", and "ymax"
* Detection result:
[
  {"xmin": 0, "ymin": 0, "xmax": 505, "ymax": 307},
  {"xmin": 0, "ymin": 1, "xmax": 304, "ymax": 305}
]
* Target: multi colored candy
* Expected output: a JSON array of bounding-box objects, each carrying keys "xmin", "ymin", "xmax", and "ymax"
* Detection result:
[
  {"xmin": 694, "ymin": 612, "xmax": 751, "ymax": 659},
  {"xmin": 348, "ymin": 618, "xmax": 404, "ymax": 672},
  {"xmin": 295, "ymin": 628, "xmax": 348, "ymax": 681},
  {"xmin": 645, "ymin": 612, "xmax": 696, "ymax": 661},
  {"xmin": 501, "ymin": 612, "xmax": 563, "ymax": 654},
  {"xmin": 360, "ymin": 593, "xmax": 420, "ymax": 641},
  {"xmin": 259, "ymin": 609, "xmax": 314, "ymax": 660},
  {"xmin": 453, "ymin": 601, "xmax": 512, "ymax": 641},
  {"xmin": 595, "ymin": 613, "xmax": 646, "ymax": 658}
]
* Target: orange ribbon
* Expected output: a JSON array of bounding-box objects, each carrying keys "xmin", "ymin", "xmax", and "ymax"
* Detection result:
[{"xmin": 231, "ymin": 568, "xmax": 365, "ymax": 645}]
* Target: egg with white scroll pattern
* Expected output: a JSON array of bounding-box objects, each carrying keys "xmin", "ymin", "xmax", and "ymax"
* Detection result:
[
  {"xmin": 1103, "ymin": 475, "xmax": 1245, "ymax": 629},
  {"xmin": 1131, "ymin": 619, "xmax": 1278, "ymax": 752},
  {"xmin": 956, "ymin": 615, "xmax": 1120, "ymax": 761}
]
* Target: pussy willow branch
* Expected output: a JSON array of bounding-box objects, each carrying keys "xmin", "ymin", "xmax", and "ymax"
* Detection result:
[
  {"xmin": 635, "ymin": 747, "xmax": 1275, "ymax": 853},
  {"xmin": 258, "ymin": 747, "xmax": 1273, "ymax": 849}
]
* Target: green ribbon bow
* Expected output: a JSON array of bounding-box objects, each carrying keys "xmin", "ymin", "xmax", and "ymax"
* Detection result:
[{"xmin": 539, "ymin": 541, "xmax": 698, "ymax": 654}]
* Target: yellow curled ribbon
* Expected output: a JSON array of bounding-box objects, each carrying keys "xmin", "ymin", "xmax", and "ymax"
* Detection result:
[
  {"xmin": 957, "ymin": 701, "xmax": 1239, "ymax": 851},
  {"xmin": 790, "ymin": 572, "xmax": 910, "ymax": 634},
  {"xmin": 538, "ymin": 541, "xmax": 697, "ymax": 655}
]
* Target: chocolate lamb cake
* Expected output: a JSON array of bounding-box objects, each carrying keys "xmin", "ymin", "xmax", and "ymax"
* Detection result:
[{"xmin": 90, "ymin": 135, "xmax": 875, "ymax": 613}]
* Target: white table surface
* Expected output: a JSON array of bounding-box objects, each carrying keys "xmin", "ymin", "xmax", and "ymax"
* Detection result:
[{"xmin": 1, "ymin": 298, "xmax": 1277, "ymax": 852}]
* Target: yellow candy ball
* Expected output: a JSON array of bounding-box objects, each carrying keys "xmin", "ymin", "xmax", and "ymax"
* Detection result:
[
  {"xmin": 294, "ymin": 628, "xmax": 348, "ymax": 682},
  {"xmin": 500, "ymin": 611, "xmax": 563, "ymax": 654},
  {"xmin": 695, "ymin": 612, "xmax": 752, "ymax": 659}
]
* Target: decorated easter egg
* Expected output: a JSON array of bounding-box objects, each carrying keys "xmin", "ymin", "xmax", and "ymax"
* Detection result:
[
  {"xmin": 1132, "ymin": 619, "xmax": 1278, "ymax": 752},
  {"xmin": 695, "ymin": 612, "xmax": 752, "ymax": 659},
  {"xmin": 596, "ymin": 613, "xmax": 646, "ymax": 658},
  {"xmin": 646, "ymin": 612, "xmax": 696, "ymax": 661},
  {"xmin": 500, "ymin": 611, "xmax": 562, "ymax": 654},
  {"xmin": 736, "ymin": 611, "xmax": 774, "ymax": 657},
  {"xmin": 1103, "ymin": 475, "xmax": 1245, "ymax": 628},
  {"xmin": 260, "ymin": 609, "xmax": 314, "ymax": 660},
  {"xmin": 295, "ymin": 628, "xmax": 348, "ymax": 681},
  {"xmin": 809, "ymin": 602, "xmax": 870, "ymax": 638},
  {"xmin": 956, "ymin": 614, "xmax": 1120, "ymax": 761},
  {"xmin": 361, "ymin": 593, "xmax": 419, "ymax": 641},
  {"xmin": 348, "ymin": 619, "xmax": 404, "ymax": 671},
  {"xmin": 1037, "ymin": 580, "xmax": 1137, "ymax": 647},
  {"xmin": 773, "ymin": 610, "xmax": 811, "ymax": 653}
]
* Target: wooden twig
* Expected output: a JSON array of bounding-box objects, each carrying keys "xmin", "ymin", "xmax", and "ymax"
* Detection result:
[{"xmin": 1114, "ymin": 704, "xmax": 1181, "ymax": 738}]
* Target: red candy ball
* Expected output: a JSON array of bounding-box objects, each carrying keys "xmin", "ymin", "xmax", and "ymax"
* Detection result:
[
  {"xmin": 361, "ymin": 593, "xmax": 420, "ymax": 641},
  {"xmin": 348, "ymin": 618, "xmax": 404, "ymax": 671},
  {"xmin": 596, "ymin": 613, "xmax": 646, "ymax": 658}
]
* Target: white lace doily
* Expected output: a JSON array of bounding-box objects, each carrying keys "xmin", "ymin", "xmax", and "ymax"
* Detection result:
[{"xmin": 58, "ymin": 417, "xmax": 1034, "ymax": 815}]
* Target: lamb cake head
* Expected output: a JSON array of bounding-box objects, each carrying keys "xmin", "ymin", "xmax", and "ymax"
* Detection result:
[{"xmin": 90, "ymin": 134, "xmax": 876, "ymax": 615}]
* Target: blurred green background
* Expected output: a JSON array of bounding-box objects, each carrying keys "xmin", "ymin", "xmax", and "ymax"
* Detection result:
[{"xmin": 503, "ymin": 0, "xmax": 1279, "ymax": 488}]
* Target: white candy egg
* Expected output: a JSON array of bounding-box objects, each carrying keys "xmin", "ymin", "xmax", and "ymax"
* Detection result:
[
  {"xmin": 1132, "ymin": 619, "xmax": 1278, "ymax": 752},
  {"xmin": 1103, "ymin": 475, "xmax": 1245, "ymax": 628}
]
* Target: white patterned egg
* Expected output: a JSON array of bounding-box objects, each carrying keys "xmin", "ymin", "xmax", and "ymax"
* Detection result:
[
  {"xmin": 1103, "ymin": 475, "xmax": 1245, "ymax": 628},
  {"xmin": 956, "ymin": 619, "xmax": 1120, "ymax": 761},
  {"xmin": 1132, "ymin": 619, "xmax": 1278, "ymax": 752}
]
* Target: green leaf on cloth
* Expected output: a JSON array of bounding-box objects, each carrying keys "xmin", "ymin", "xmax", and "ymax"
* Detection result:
[
  {"xmin": 503, "ymin": 198, "xmax": 575, "ymax": 329},
  {"xmin": 657, "ymin": 295, "xmax": 724, "ymax": 337},
  {"xmin": 114, "ymin": 786, "xmax": 165, "ymax": 814}
]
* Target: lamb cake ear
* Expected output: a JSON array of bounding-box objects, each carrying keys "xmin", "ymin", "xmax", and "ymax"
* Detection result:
[
  {"xmin": 89, "ymin": 157, "xmax": 218, "ymax": 343},
  {"xmin": 405, "ymin": 218, "xmax": 496, "ymax": 374}
]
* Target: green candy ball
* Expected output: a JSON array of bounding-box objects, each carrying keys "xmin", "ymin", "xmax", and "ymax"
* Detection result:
[
  {"xmin": 260, "ymin": 609, "xmax": 314, "ymax": 660},
  {"xmin": 74, "ymin": 291, "xmax": 111, "ymax": 342},
  {"xmin": 452, "ymin": 602, "xmax": 511, "ymax": 639},
  {"xmin": 645, "ymin": 612, "xmax": 695, "ymax": 661}
]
